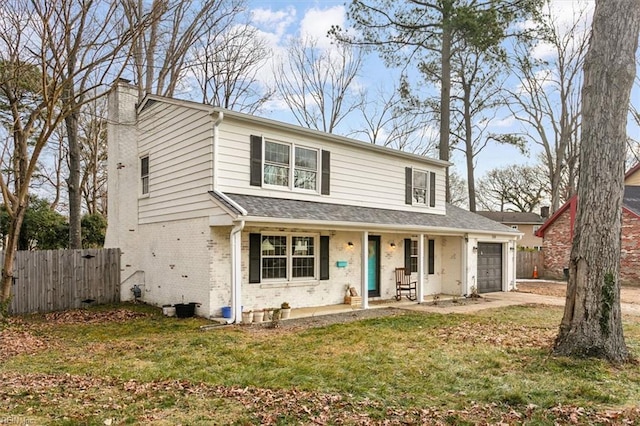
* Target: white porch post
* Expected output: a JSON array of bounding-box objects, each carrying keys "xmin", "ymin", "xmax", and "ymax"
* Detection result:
[
  {"xmin": 361, "ymin": 231, "xmax": 369, "ymax": 309},
  {"xmin": 418, "ymin": 234, "xmax": 425, "ymax": 303},
  {"xmin": 462, "ymin": 234, "xmax": 469, "ymax": 296}
]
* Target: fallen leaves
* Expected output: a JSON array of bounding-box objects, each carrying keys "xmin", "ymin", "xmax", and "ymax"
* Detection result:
[
  {"xmin": 0, "ymin": 371, "xmax": 638, "ymax": 425},
  {"xmin": 438, "ymin": 321, "xmax": 556, "ymax": 349},
  {"xmin": 43, "ymin": 308, "xmax": 149, "ymax": 325}
]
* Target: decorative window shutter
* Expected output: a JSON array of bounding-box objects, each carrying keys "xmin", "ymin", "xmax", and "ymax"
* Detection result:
[
  {"xmin": 428, "ymin": 239, "xmax": 435, "ymax": 275},
  {"xmin": 429, "ymin": 172, "xmax": 436, "ymax": 207},
  {"xmin": 321, "ymin": 150, "xmax": 330, "ymax": 195},
  {"xmin": 250, "ymin": 135, "xmax": 262, "ymax": 186},
  {"xmin": 404, "ymin": 238, "xmax": 412, "ymax": 272},
  {"xmin": 405, "ymin": 167, "xmax": 412, "ymax": 204},
  {"xmin": 249, "ymin": 233, "xmax": 261, "ymax": 283},
  {"xmin": 320, "ymin": 236, "xmax": 330, "ymax": 280}
]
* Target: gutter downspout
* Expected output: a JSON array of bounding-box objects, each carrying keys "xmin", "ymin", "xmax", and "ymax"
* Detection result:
[
  {"xmin": 211, "ymin": 110, "xmax": 224, "ymax": 191},
  {"xmin": 228, "ymin": 219, "xmax": 245, "ymax": 324}
]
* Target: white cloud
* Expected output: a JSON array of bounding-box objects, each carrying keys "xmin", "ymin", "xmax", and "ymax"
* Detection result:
[
  {"xmin": 250, "ymin": 6, "xmax": 297, "ymax": 40},
  {"xmin": 299, "ymin": 6, "xmax": 345, "ymax": 49}
]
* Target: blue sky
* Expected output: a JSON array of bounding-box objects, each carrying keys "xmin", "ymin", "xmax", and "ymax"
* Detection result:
[{"xmin": 243, "ymin": 0, "xmax": 640, "ymax": 180}]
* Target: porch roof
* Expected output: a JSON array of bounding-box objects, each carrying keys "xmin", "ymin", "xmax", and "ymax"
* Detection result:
[{"xmin": 210, "ymin": 192, "xmax": 521, "ymax": 236}]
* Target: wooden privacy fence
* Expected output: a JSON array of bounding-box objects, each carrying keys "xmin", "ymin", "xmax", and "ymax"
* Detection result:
[
  {"xmin": 516, "ymin": 250, "xmax": 544, "ymax": 279},
  {"xmin": 1, "ymin": 249, "xmax": 121, "ymax": 315}
]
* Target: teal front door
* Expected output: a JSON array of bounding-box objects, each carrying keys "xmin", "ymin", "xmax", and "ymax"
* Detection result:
[{"xmin": 368, "ymin": 236, "xmax": 380, "ymax": 297}]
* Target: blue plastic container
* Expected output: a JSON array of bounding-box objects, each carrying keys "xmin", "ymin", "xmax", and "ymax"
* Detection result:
[{"xmin": 222, "ymin": 306, "xmax": 232, "ymax": 319}]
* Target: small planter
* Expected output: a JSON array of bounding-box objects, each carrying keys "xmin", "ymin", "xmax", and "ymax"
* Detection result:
[
  {"xmin": 253, "ymin": 310, "xmax": 265, "ymax": 323},
  {"xmin": 242, "ymin": 311, "xmax": 253, "ymax": 324},
  {"xmin": 280, "ymin": 308, "xmax": 291, "ymax": 319},
  {"xmin": 162, "ymin": 304, "xmax": 176, "ymax": 317},
  {"xmin": 174, "ymin": 303, "xmax": 195, "ymax": 318},
  {"xmin": 263, "ymin": 309, "xmax": 274, "ymax": 321}
]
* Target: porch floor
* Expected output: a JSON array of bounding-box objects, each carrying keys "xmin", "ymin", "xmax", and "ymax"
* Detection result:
[{"xmin": 288, "ymin": 295, "xmax": 450, "ymax": 319}]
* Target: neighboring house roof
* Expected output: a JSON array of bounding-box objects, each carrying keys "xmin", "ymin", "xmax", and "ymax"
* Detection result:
[
  {"xmin": 210, "ymin": 192, "xmax": 521, "ymax": 236},
  {"xmin": 536, "ymin": 185, "xmax": 640, "ymax": 238},
  {"xmin": 475, "ymin": 211, "xmax": 545, "ymax": 225}
]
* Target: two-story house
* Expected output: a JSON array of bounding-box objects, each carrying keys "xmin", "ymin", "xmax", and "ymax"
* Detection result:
[{"xmin": 105, "ymin": 80, "xmax": 520, "ymax": 322}]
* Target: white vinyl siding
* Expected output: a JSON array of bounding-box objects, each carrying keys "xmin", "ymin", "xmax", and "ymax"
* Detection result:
[
  {"xmin": 216, "ymin": 118, "xmax": 447, "ymax": 214},
  {"xmin": 137, "ymin": 102, "xmax": 214, "ymax": 223}
]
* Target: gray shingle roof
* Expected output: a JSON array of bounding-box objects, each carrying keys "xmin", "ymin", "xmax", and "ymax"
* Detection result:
[
  {"xmin": 212, "ymin": 192, "xmax": 519, "ymax": 235},
  {"xmin": 624, "ymin": 186, "xmax": 640, "ymax": 215},
  {"xmin": 476, "ymin": 211, "xmax": 545, "ymax": 224}
]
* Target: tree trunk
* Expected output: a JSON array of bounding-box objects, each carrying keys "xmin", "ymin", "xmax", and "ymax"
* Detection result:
[
  {"xmin": 440, "ymin": 18, "xmax": 452, "ymax": 203},
  {"xmin": 0, "ymin": 202, "xmax": 27, "ymax": 315},
  {"xmin": 553, "ymin": 0, "xmax": 640, "ymax": 363},
  {"xmin": 66, "ymin": 111, "xmax": 82, "ymax": 249},
  {"xmin": 463, "ymin": 84, "xmax": 476, "ymax": 212}
]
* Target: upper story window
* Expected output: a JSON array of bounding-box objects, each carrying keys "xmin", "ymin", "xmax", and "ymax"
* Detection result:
[
  {"xmin": 251, "ymin": 135, "xmax": 329, "ymax": 194},
  {"xmin": 140, "ymin": 155, "xmax": 149, "ymax": 195},
  {"xmin": 405, "ymin": 167, "xmax": 436, "ymax": 207},
  {"xmin": 263, "ymin": 140, "xmax": 318, "ymax": 191},
  {"xmin": 413, "ymin": 170, "xmax": 428, "ymax": 205}
]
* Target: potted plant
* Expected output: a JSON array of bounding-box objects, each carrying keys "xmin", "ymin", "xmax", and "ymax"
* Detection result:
[
  {"xmin": 241, "ymin": 310, "xmax": 253, "ymax": 324},
  {"xmin": 280, "ymin": 302, "xmax": 291, "ymax": 319}
]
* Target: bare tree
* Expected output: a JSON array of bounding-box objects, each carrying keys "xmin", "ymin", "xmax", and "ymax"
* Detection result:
[
  {"xmin": 0, "ymin": 0, "xmax": 133, "ymax": 311},
  {"xmin": 191, "ymin": 24, "xmax": 273, "ymax": 113},
  {"xmin": 476, "ymin": 165, "xmax": 547, "ymax": 212},
  {"xmin": 449, "ymin": 40, "xmax": 526, "ymax": 212},
  {"xmin": 122, "ymin": 0, "xmax": 245, "ymax": 98},
  {"xmin": 78, "ymin": 97, "xmax": 108, "ymax": 217},
  {"xmin": 351, "ymin": 84, "xmax": 437, "ymax": 155},
  {"xmin": 506, "ymin": 0, "xmax": 589, "ymax": 213},
  {"xmin": 273, "ymin": 37, "xmax": 364, "ymax": 134},
  {"xmin": 553, "ymin": 0, "xmax": 640, "ymax": 363}
]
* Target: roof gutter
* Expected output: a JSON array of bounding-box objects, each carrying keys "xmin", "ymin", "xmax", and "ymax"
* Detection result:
[{"xmin": 235, "ymin": 216, "xmax": 522, "ymax": 238}]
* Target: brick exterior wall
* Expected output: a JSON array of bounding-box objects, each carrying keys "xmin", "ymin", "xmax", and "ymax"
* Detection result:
[{"xmin": 543, "ymin": 208, "xmax": 640, "ymax": 285}]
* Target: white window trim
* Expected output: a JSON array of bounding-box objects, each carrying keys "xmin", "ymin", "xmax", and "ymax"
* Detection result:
[
  {"xmin": 412, "ymin": 168, "xmax": 430, "ymax": 207},
  {"xmin": 263, "ymin": 139, "xmax": 320, "ymax": 194},
  {"xmin": 140, "ymin": 154, "xmax": 150, "ymax": 198},
  {"xmin": 260, "ymin": 232, "xmax": 319, "ymax": 282}
]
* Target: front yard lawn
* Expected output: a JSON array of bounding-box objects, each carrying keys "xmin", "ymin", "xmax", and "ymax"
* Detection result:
[{"xmin": 1, "ymin": 303, "xmax": 639, "ymax": 425}]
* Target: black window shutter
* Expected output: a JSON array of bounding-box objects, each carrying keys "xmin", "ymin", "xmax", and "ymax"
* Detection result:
[
  {"xmin": 428, "ymin": 239, "xmax": 435, "ymax": 275},
  {"xmin": 320, "ymin": 236, "xmax": 330, "ymax": 280},
  {"xmin": 249, "ymin": 233, "xmax": 261, "ymax": 283},
  {"xmin": 321, "ymin": 150, "xmax": 330, "ymax": 195},
  {"xmin": 429, "ymin": 172, "xmax": 436, "ymax": 207},
  {"xmin": 250, "ymin": 135, "xmax": 262, "ymax": 186},
  {"xmin": 404, "ymin": 238, "xmax": 412, "ymax": 273},
  {"xmin": 405, "ymin": 167, "xmax": 412, "ymax": 204}
]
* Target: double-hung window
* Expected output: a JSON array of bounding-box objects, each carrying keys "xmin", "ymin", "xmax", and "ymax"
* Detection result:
[
  {"xmin": 406, "ymin": 167, "xmax": 436, "ymax": 207},
  {"xmin": 409, "ymin": 240, "xmax": 418, "ymax": 273},
  {"xmin": 413, "ymin": 170, "xmax": 428, "ymax": 205},
  {"xmin": 260, "ymin": 234, "xmax": 316, "ymax": 281},
  {"xmin": 140, "ymin": 155, "xmax": 149, "ymax": 195},
  {"xmin": 263, "ymin": 140, "xmax": 318, "ymax": 191}
]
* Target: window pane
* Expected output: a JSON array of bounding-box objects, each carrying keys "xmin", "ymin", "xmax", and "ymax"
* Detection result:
[
  {"xmin": 292, "ymin": 257, "xmax": 314, "ymax": 278},
  {"xmin": 292, "ymin": 236, "xmax": 314, "ymax": 256},
  {"xmin": 264, "ymin": 164, "xmax": 289, "ymax": 186},
  {"xmin": 295, "ymin": 147, "xmax": 317, "ymax": 169},
  {"xmin": 262, "ymin": 258, "xmax": 287, "ymax": 279},
  {"xmin": 265, "ymin": 141, "xmax": 290, "ymax": 164},
  {"xmin": 142, "ymin": 177, "xmax": 149, "ymax": 195},
  {"xmin": 294, "ymin": 169, "xmax": 317, "ymax": 190},
  {"xmin": 413, "ymin": 188, "xmax": 427, "ymax": 204},
  {"xmin": 262, "ymin": 236, "xmax": 286, "ymax": 256},
  {"xmin": 413, "ymin": 170, "xmax": 427, "ymax": 188},
  {"xmin": 141, "ymin": 156, "xmax": 149, "ymax": 176}
]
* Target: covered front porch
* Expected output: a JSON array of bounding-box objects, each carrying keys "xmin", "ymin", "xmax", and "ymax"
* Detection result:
[{"xmin": 208, "ymin": 191, "xmax": 521, "ymax": 323}]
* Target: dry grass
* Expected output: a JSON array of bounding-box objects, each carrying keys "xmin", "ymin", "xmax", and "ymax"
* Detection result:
[{"xmin": 1, "ymin": 302, "xmax": 639, "ymax": 425}]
